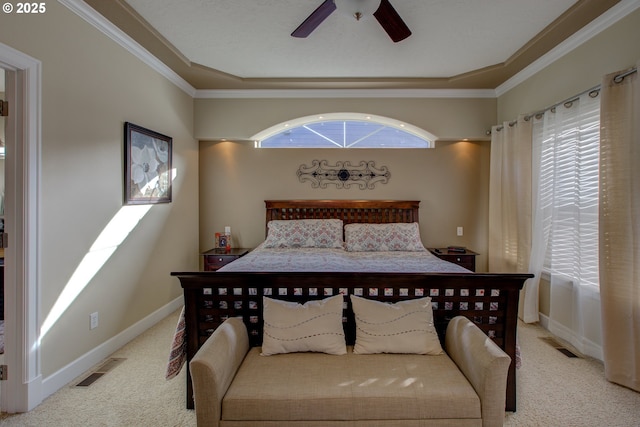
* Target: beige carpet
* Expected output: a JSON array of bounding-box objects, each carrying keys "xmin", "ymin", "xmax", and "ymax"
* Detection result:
[
  {"xmin": 504, "ymin": 321, "xmax": 640, "ymax": 427},
  {"xmin": 1, "ymin": 310, "xmax": 639, "ymax": 426},
  {"xmin": 0, "ymin": 310, "xmax": 195, "ymax": 426}
]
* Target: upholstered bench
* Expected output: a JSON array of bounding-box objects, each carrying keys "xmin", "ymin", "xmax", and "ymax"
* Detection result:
[{"xmin": 190, "ymin": 295, "xmax": 511, "ymax": 427}]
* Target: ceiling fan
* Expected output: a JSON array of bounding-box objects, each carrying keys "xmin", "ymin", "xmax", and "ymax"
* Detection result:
[{"xmin": 291, "ymin": 0, "xmax": 412, "ymax": 43}]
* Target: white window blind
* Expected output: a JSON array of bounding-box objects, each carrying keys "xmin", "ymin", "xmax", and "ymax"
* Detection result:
[{"xmin": 533, "ymin": 93, "xmax": 600, "ymax": 289}]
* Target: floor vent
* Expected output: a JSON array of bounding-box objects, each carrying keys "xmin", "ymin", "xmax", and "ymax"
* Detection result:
[
  {"xmin": 73, "ymin": 357, "xmax": 126, "ymax": 387},
  {"xmin": 538, "ymin": 337, "xmax": 580, "ymax": 358},
  {"xmin": 75, "ymin": 372, "xmax": 104, "ymax": 387}
]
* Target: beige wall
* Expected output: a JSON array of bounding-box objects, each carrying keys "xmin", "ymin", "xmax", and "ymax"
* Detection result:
[
  {"xmin": 196, "ymin": 97, "xmax": 496, "ymax": 272},
  {"xmin": 498, "ymin": 7, "xmax": 640, "ymax": 122},
  {"xmin": 0, "ymin": 2, "xmax": 199, "ymax": 376},
  {"xmin": 199, "ymin": 140, "xmax": 491, "ymax": 271},
  {"xmin": 498, "ymin": 7, "xmax": 640, "ymax": 319},
  {"xmin": 195, "ymin": 97, "xmax": 496, "ymax": 142}
]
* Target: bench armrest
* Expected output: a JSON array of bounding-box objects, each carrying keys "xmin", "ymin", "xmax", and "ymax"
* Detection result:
[
  {"xmin": 445, "ymin": 316, "xmax": 511, "ymax": 427},
  {"xmin": 189, "ymin": 318, "xmax": 250, "ymax": 427}
]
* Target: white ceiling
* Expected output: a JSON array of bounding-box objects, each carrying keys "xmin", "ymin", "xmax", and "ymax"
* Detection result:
[{"xmin": 123, "ymin": 0, "xmax": 578, "ymax": 81}]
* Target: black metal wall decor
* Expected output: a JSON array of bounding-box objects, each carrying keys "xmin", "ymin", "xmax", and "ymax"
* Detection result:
[{"xmin": 297, "ymin": 160, "xmax": 390, "ymax": 189}]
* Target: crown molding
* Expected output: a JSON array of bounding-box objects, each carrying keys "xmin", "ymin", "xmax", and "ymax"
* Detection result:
[
  {"xmin": 194, "ymin": 88, "xmax": 497, "ymax": 99},
  {"xmin": 61, "ymin": 0, "xmax": 639, "ymax": 100},
  {"xmin": 59, "ymin": 0, "xmax": 196, "ymax": 97},
  {"xmin": 496, "ymin": 0, "xmax": 640, "ymax": 96}
]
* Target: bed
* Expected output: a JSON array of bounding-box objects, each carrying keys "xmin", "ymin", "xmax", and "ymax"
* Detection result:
[{"xmin": 171, "ymin": 200, "xmax": 532, "ymax": 411}]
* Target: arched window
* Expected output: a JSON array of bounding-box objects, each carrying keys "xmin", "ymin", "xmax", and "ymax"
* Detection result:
[{"xmin": 253, "ymin": 113, "xmax": 435, "ymax": 148}]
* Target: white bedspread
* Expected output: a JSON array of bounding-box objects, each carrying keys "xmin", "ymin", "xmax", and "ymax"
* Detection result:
[{"xmin": 218, "ymin": 244, "xmax": 470, "ymax": 273}]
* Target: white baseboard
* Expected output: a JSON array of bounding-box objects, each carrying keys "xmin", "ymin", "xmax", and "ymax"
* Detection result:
[
  {"xmin": 41, "ymin": 297, "xmax": 183, "ymax": 400},
  {"xmin": 537, "ymin": 313, "xmax": 603, "ymax": 361},
  {"xmin": 538, "ymin": 312, "xmax": 550, "ymax": 330}
]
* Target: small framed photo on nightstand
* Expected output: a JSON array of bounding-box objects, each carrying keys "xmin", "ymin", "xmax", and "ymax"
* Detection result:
[{"xmin": 218, "ymin": 234, "xmax": 227, "ymax": 249}]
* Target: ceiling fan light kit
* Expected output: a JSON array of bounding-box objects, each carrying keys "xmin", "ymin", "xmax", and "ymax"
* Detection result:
[
  {"xmin": 291, "ymin": 0, "xmax": 412, "ymax": 43},
  {"xmin": 338, "ymin": 0, "xmax": 379, "ymax": 20}
]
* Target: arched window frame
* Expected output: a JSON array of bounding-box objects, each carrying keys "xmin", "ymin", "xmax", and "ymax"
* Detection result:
[{"xmin": 252, "ymin": 112, "xmax": 436, "ymax": 148}]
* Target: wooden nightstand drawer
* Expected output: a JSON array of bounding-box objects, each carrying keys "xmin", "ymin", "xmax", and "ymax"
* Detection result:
[
  {"xmin": 202, "ymin": 248, "xmax": 250, "ymax": 271},
  {"xmin": 428, "ymin": 248, "xmax": 478, "ymax": 272},
  {"xmin": 204, "ymin": 255, "xmax": 237, "ymax": 270}
]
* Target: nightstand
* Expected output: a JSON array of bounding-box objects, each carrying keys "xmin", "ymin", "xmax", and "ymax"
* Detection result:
[
  {"xmin": 202, "ymin": 248, "xmax": 250, "ymax": 271},
  {"xmin": 428, "ymin": 247, "xmax": 478, "ymax": 272}
]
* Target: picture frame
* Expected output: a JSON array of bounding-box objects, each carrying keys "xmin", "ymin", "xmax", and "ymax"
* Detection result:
[
  {"xmin": 218, "ymin": 235, "xmax": 227, "ymax": 248},
  {"xmin": 124, "ymin": 122, "xmax": 172, "ymax": 205}
]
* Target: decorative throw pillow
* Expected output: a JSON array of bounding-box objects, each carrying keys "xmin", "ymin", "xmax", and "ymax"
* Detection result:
[
  {"xmin": 344, "ymin": 222, "xmax": 426, "ymax": 252},
  {"xmin": 350, "ymin": 295, "xmax": 443, "ymax": 355},
  {"xmin": 261, "ymin": 295, "xmax": 347, "ymax": 356},
  {"xmin": 263, "ymin": 219, "xmax": 344, "ymax": 249}
]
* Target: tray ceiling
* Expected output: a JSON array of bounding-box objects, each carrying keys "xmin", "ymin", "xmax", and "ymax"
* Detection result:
[{"xmin": 82, "ymin": 0, "xmax": 622, "ymax": 90}]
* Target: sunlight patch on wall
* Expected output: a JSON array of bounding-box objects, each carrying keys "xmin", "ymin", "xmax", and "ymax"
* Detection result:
[{"xmin": 40, "ymin": 204, "xmax": 153, "ymax": 338}]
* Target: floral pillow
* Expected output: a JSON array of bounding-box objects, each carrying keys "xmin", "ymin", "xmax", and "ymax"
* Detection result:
[
  {"xmin": 263, "ymin": 219, "xmax": 344, "ymax": 248},
  {"xmin": 344, "ymin": 222, "xmax": 426, "ymax": 252}
]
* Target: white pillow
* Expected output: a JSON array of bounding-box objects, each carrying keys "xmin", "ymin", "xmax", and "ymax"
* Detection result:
[
  {"xmin": 344, "ymin": 222, "xmax": 426, "ymax": 252},
  {"xmin": 350, "ymin": 295, "xmax": 443, "ymax": 355},
  {"xmin": 262, "ymin": 295, "xmax": 346, "ymax": 356},
  {"xmin": 263, "ymin": 219, "xmax": 344, "ymax": 249}
]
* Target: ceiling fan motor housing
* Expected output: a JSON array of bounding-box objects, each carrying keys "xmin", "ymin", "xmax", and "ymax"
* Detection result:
[
  {"xmin": 292, "ymin": 0, "xmax": 411, "ymax": 43},
  {"xmin": 336, "ymin": 0, "xmax": 379, "ymax": 20}
]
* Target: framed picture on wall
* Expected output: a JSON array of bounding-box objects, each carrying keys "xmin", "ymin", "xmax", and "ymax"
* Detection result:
[{"xmin": 124, "ymin": 122, "xmax": 172, "ymax": 205}]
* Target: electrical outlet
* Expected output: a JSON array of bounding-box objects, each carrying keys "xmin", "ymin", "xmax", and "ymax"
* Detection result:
[
  {"xmin": 90, "ymin": 312, "xmax": 99, "ymax": 330},
  {"xmin": 457, "ymin": 226, "xmax": 463, "ymax": 236}
]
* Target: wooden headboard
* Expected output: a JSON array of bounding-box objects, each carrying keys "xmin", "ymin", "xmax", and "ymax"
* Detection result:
[{"xmin": 265, "ymin": 200, "xmax": 420, "ymax": 230}]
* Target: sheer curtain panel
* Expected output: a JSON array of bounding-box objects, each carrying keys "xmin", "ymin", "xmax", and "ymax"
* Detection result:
[
  {"xmin": 599, "ymin": 62, "xmax": 640, "ymax": 392},
  {"xmin": 525, "ymin": 114, "xmax": 553, "ymax": 324},
  {"xmin": 489, "ymin": 116, "xmax": 533, "ymax": 320},
  {"xmin": 532, "ymin": 92, "xmax": 602, "ymax": 359}
]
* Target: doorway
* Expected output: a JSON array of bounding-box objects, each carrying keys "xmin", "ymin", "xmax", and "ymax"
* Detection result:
[
  {"xmin": 0, "ymin": 68, "xmax": 5, "ymax": 408},
  {"xmin": 0, "ymin": 42, "xmax": 41, "ymax": 413}
]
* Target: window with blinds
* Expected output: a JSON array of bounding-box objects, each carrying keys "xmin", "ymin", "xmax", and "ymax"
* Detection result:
[{"xmin": 533, "ymin": 93, "xmax": 600, "ymax": 289}]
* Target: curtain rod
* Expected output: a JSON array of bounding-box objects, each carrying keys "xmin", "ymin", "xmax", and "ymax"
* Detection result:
[
  {"xmin": 489, "ymin": 67, "xmax": 637, "ymax": 134},
  {"xmin": 613, "ymin": 67, "xmax": 637, "ymax": 83}
]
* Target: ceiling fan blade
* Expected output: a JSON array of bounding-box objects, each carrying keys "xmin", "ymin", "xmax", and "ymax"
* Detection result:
[
  {"xmin": 373, "ymin": 0, "xmax": 412, "ymax": 43},
  {"xmin": 291, "ymin": 0, "xmax": 337, "ymax": 38}
]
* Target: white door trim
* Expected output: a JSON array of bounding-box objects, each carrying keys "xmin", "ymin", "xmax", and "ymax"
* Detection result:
[{"xmin": 0, "ymin": 42, "xmax": 42, "ymax": 413}]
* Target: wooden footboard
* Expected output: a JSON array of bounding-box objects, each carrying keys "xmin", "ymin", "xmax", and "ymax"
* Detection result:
[{"xmin": 172, "ymin": 271, "xmax": 532, "ymax": 412}]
